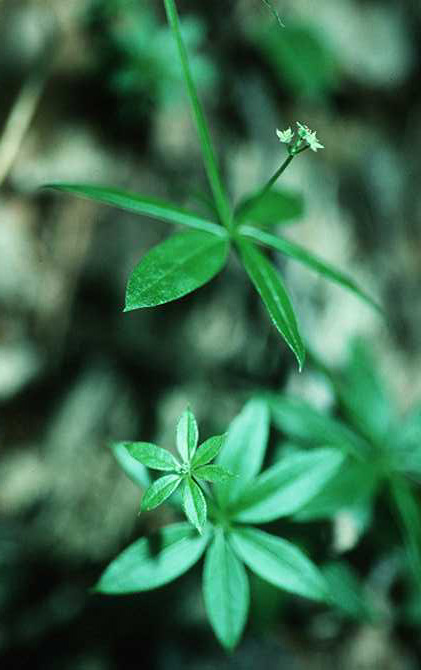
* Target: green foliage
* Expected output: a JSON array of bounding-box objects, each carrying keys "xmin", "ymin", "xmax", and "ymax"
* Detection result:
[
  {"xmin": 267, "ymin": 340, "xmax": 421, "ymax": 586},
  {"xmin": 203, "ymin": 528, "xmax": 250, "ymax": 650},
  {"xmin": 121, "ymin": 407, "xmax": 231, "ymax": 534},
  {"xmin": 235, "ymin": 189, "xmax": 304, "ymax": 227},
  {"xmin": 322, "ymin": 561, "xmax": 377, "ymax": 622},
  {"xmin": 238, "ymin": 240, "xmax": 305, "ymax": 370},
  {"xmin": 99, "ymin": 399, "xmax": 343, "ymax": 649},
  {"xmin": 248, "ymin": 20, "xmax": 339, "ymax": 100},
  {"xmin": 230, "ymin": 527, "xmax": 327, "ymax": 601},
  {"xmin": 45, "ymin": 0, "xmax": 380, "ymax": 371},
  {"xmin": 87, "ymin": 0, "xmax": 216, "ymax": 119},
  {"xmin": 95, "ymin": 523, "xmax": 210, "ymax": 594},
  {"xmin": 124, "ymin": 231, "xmax": 229, "ymax": 311}
]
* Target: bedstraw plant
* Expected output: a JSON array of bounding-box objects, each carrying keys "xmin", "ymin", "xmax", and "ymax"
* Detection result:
[
  {"xmin": 44, "ymin": 0, "xmax": 386, "ymax": 654},
  {"xmin": 96, "ymin": 400, "xmax": 345, "ymax": 650},
  {"xmin": 46, "ymin": 0, "xmax": 379, "ymax": 372}
]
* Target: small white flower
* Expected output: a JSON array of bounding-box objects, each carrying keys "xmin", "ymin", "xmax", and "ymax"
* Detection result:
[
  {"xmin": 296, "ymin": 122, "xmax": 324, "ymax": 152},
  {"xmin": 296, "ymin": 122, "xmax": 311, "ymax": 139},
  {"xmin": 306, "ymin": 131, "xmax": 324, "ymax": 152},
  {"xmin": 276, "ymin": 127, "xmax": 294, "ymax": 144}
]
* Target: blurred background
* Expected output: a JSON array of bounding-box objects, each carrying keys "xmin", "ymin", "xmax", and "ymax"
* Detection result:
[{"xmin": 0, "ymin": 0, "xmax": 420, "ymax": 667}]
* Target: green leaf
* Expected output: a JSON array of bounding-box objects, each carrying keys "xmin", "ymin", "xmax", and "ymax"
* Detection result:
[
  {"xmin": 230, "ymin": 448, "xmax": 345, "ymax": 523},
  {"xmin": 141, "ymin": 474, "xmax": 182, "ymax": 511},
  {"xmin": 163, "ymin": 0, "xmax": 231, "ymax": 227},
  {"xmin": 323, "ymin": 562, "xmax": 377, "ymax": 622},
  {"xmin": 235, "ymin": 189, "xmax": 304, "ymax": 227},
  {"xmin": 191, "ymin": 434, "xmax": 226, "ymax": 468},
  {"xmin": 215, "ymin": 398, "xmax": 269, "ymax": 508},
  {"xmin": 239, "ymin": 226, "xmax": 382, "ymax": 314},
  {"xmin": 294, "ymin": 459, "xmax": 378, "ymax": 522},
  {"xmin": 237, "ymin": 240, "xmax": 305, "ymax": 370},
  {"xmin": 194, "ymin": 464, "xmax": 234, "ymax": 483},
  {"xmin": 203, "ymin": 529, "xmax": 249, "ymax": 650},
  {"xmin": 176, "ymin": 407, "xmax": 199, "ymax": 462},
  {"xmin": 125, "ymin": 231, "xmax": 229, "ymax": 310},
  {"xmin": 267, "ymin": 394, "xmax": 371, "ymax": 460},
  {"xmin": 124, "ymin": 442, "xmax": 180, "ymax": 472},
  {"xmin": 45, "ymin": 183, "xmax": 225, "ymax": 236},
  {"xmin": 95, "ymin": 522, "xmax": 210, "ymax": 594},
  {"xmin": 393, "ymin": 408, "xmax": 421, "ymax": 479},
  {"xmin": 230, "ymin": 527, "xmax": 328, "ymax": 601},
  {"xmin": 111, "ymin": 442, "xmax": 151, "ymax": 489},
  {"xmin": 390, "ymin": 476, "xmax": 421, "ymax": 589},
  {"xmin": 333, "ymin": 339, "xmax": 392, "ymax": 444},
  {"xmin": 251, "ymin": 21, "xmax": 338, "ymax": 100},
  {"xmin": 182, "ymin": 477, "xmax": 207, "ymax": 534}
]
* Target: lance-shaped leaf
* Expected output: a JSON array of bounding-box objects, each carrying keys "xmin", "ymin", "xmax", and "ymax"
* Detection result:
[
  {"xmin": 203, "ymin": 529, "xmax": 250, "ymax": 650},
  {"xmin": 124, "ymin": 442, "xmax": 180, "ymax": 472},
  {"xmin": 390, "ymin": 476, "xmax": 421, "ymax": 590},
  {"xmin": 193, "ymin": 464, "xmax": 234, "ymax": 483},
  {"xmin": 125, "ymin": 231, "xmax": 229, "ymax": 310},
  {"xmin": 235, "ymin": 189, "xmax": 304, "ymax": 227},
  {"xmin": 182, "ymin": 477, "xmax": 207, "ymax": 534},
  {"xmin": 215, "ymin": 398, "xmax": 269, "ymax": 508},
  {"xmin": 95, "ymin": 522, "xmax": 210, "ymax": 594},
  {"xmin": 141, "ymin": 474, "xmax": 182, "ymax": 512},
  {"xmin": 323, "ymin": 562, "xmax": 377, "ymax": 622},
  {"xmin": 176, "ymin": 407, "xmax": 199, "ymax": 462},
  {"xmin": 230, "ymin": 527, "xmax": 328, "ymax": 602},
  {"xmin": 111, "ymin": 442, "xmax": 151, "ymax": 489},
  {"xmin": 393, "ymin": 408, "xmax": 421, "ymax": 480},
  {"xmin": 237, "ymin": 240, "xmax": 305, "ymax": 370},
  {"xmin": 294, "ymin": 458, "xmax": 378, "ymax": 522},
  {"xmin": 230, "ymin": 447, "xmax": 345, "ymax": 523},
  {"xmin": 191, "ymin": 434, "xmax": 226, "ymax": 468},
  {"xmin": 163, "ymin": 0, "xmax": 231, "ymax": 228},
  {"xmin": 239, "ymin": 226, "xmax": 382, "ymax": 314},
  {"xmin": 45, "ymin": 183, "xmax": 225, "ymax": 236},
  {"xmin": 335, "ymin": 339, "xmax": 393, "ymax": 445},
  {"xmin": 266, "ymin": 394, "xmax": 371, "ymax": 460}
]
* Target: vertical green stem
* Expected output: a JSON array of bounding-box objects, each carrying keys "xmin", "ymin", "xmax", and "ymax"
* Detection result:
[
  {"xmin": 235, "ymin": 153, "xmax": 295, "ymax": 224},
  {"xmin": 163, "ymin": 0, "xmax": 232, "ymax": 229}
]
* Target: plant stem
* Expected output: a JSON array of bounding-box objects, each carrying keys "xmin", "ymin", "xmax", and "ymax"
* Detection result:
[{"xmin": 235, "ymin": 151, "xmax": 299, "ymax": 224}]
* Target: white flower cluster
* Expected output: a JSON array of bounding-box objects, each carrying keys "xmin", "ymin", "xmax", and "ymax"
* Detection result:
[{"xmin": 276, "ymin": 122, "xmax": 324, "ymax": 153}]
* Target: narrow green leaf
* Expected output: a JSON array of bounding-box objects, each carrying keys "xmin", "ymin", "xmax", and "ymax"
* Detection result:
[
  {"xmin": 95, "ymin": 522, "xmax": 209, "ymax": 594},
  {"xmin": 124, "ymin": 442, "xmax": 180, "ymax": 472},
  {"xmin": 393, "ymin": 408, "xmax": 421, "ymax": 480},
  {"xmin": 215, "ymin": 398, "xmax": 270, "ymax": 508},
  {"xmin": 125, "ymin": 231, "xmax": 229, "ymax": 310},
  {"xmin": 182, "ymin": 477, "xmax": 207, "ymax": 534},
  {"xmin": 294, "ymin": 459, "xmax": 378, "ymax": 522},
  {"xmin": 335, "ymin": 339, "xmax": 392, "ymax": 444},
  {"xmin": 111, "ymin": 442, "xmax": 151, "ymax": 489},
  {"xmin": 390, "ymin": 476, "xmax": 421, "ymax": 589},
  {"xmin": 45, "ymin": 183, "xmax": 225, "ymax": 236},
  {"xmin": 231, "ymin": 448, "xmax": 345, "ymax": 523},
  {"xmin": 266, "ymin": 394, "xmax": 372, "ymax": 460},
  {"xmin": 194, "ymin": 464, "xmax": 234, "ymax": 483},
  {"xmin": 141, "ymin": 474, "xmax": 182, "ymax": 511},
  {"xmin": 176, "ymin": 407, "xmax": 199, "ymax": 462},
  {"xmin": 163, "ymin": 0, "xmax": 231, "ymax": 227},
  {"xmin": 203, "ymin": 529, "xmax": 249, "ymax": 650},
  {"xmin": 191, "ymin": 434, "xmax": 226, "ymax": 468},
  {"xmin": 237, "ymin": 240, "xmax": 305, "ymax": 370},
  {"xmin": 239, "ymin": 226, "xmax": 382, "ymax": 314},
  {"xmin": 230, "ymin": 527, "xmax": 328, "ymax": 601},
  {"xmin": 323, "ymin": 562, "xmax": 377, "ymax": 622},
  {"xmin": 235, "ymin": 189, "xmax": 304, "ymax": 227}
]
